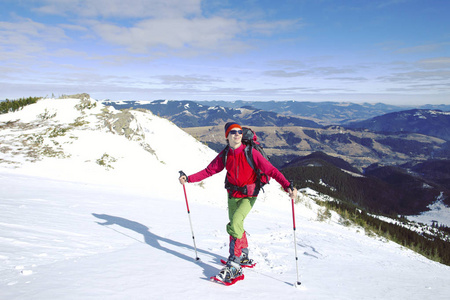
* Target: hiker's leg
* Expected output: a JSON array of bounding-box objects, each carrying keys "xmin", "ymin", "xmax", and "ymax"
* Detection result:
[{"xmin": 226, "ymin": 197, "xmax": 256, "ymax": 261}]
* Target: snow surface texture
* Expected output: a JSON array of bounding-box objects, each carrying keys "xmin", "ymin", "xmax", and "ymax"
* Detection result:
[
  {"xmin": 1, "ymin": 98, "xmax": 449, "ymax": 299},
  {"xmin": 409, "ymin": 193, "xmax": 450, "ymax": 227}
]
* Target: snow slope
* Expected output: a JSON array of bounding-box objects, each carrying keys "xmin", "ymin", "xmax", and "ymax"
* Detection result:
[
  {"xmin": 1, "ymin": 98, "xmax": 449, "ymax": 299},
  {"xmin": 409, "ymin": 193, "xmax": 450, "ymax": 227}
]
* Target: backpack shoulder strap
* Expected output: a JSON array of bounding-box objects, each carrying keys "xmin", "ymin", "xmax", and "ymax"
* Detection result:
[
  {"xmin": 244, "ymin": 145, "xmax": 256, "ymax": 171},
  {"xmin": 221, "ymin": 145, "xmax": 230, "ymax": 166},
  {"xmin": 244, "ymin": 144, "xmax": 264, "ymax": 194}
]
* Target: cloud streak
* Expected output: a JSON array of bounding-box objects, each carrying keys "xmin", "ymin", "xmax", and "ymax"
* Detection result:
[
  {"xmin": 91, "ymin": 17, "xmax": 244, "ymax": 54},
  {"xmin": 34, "ymin": 0, "xmax": 202, "ymax": 18}
]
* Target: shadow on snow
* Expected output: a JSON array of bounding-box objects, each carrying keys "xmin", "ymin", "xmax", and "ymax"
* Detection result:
[{"xmin": 92, "ymin": 213, "xmax": 221, "ymax": 280}]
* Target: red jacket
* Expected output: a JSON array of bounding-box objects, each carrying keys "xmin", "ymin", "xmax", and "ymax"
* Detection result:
[{"xmin": 188, "ymin": 144, "xmax": 291, "ymax": 198}]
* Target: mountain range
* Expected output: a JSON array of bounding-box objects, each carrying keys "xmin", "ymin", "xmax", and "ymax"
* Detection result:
[
  {"xmin": 346, "ymin": 109, "xmax": 450, "ymax": 141},
  {"xmin": 199, "ymin": 100, "xmax": 450, "ymax": 125},
  {"xmin": 103, "ymin": 99, "xmax": 450, "ymax": 141},
  {"xmin": 103, "ymin": 100, "xmax": 322, "ymax": 128},
  {"xmin": 103, "ymin": 99, "xmax": 450, "ymax": 126}
]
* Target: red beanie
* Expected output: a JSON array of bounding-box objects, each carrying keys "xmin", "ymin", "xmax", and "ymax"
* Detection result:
[{"xmin": 224, "ymin": 122, "xmax": 242, "ymax": 138}]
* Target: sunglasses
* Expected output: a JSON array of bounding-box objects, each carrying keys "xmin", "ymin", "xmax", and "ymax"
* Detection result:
[{"xmin": 229, "ymin": 130, "xmax": 243, "ymax": 135}]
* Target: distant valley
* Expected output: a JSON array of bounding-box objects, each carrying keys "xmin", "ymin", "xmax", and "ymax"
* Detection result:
[
  {"xmin": 183, "ymin": 124, "xmax": 449, "ymax": 170},
  {"xmin": 103, "ymin": 99, "xmax": 450, "ymax": 169}
]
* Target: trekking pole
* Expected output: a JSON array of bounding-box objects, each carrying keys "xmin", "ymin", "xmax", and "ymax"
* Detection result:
[
  {"xmin": 179, "ymin": 171, "xmax": 200, "ymax": 261},
  {"xmin": 290, "ymin": 181, "xmax": 301, "ymax": 287}
]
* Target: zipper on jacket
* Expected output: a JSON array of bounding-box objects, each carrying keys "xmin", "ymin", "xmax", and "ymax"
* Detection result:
[{"xmin": 229, "ymin": 147, "xmax": 239, "ymax": 182}]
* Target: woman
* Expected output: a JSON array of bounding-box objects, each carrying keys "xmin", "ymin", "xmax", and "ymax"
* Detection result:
[{"xmin": 179, "ymin": 122, "xmax": 297, "ymax": 284}]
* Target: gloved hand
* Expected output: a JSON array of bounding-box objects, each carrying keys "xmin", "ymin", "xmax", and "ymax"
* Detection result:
[{"xmin": 179, "ymin": 170, "xmax": 188, "ymax": 185}]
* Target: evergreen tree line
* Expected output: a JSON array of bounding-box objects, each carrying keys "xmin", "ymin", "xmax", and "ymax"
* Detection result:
[
  {"xmin": 0, "ymin": 97, "xmax": 40, "ymax": 114},
  {"xmin": 282, "ymin": 162, "xmax": 440, "ymax": 216}
]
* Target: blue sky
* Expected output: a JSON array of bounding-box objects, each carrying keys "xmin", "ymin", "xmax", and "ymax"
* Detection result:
[{"xmin": 1, "ymin": 0, "xmax": 449, "ymax": 104}]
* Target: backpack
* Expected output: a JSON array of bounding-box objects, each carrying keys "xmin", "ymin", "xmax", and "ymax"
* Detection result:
[{"xmin": 221, "ymin": 127, "xmax": 271, "ymax": 195}]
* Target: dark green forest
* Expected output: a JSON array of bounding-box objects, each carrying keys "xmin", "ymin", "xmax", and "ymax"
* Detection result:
[
  {"xmin": 0, "ymin": 97, "xmax": 41, "ymax": 114},
  {"xmin": 282, "ymin": 161, "xmax": 444, "ymax": 216}
]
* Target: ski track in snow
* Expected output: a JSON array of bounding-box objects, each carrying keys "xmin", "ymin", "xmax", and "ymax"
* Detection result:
[{"xmin": 0, "ymin": 98, "xmax": 449, "ymax": 299}]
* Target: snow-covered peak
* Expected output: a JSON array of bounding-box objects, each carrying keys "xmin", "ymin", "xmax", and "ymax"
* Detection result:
[{"xmin": 0, "ymin": 98, "xmax": 222, "ymax": 201}]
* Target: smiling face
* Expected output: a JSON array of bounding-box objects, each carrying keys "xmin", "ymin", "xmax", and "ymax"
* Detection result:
[{"xmin": 227, "ymin": 129, "xmax": 243, "ymax": 149}]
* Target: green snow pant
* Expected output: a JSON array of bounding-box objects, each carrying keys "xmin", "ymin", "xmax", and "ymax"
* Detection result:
[
  {"xmin": 226, "ymin": 196, "xmax": 256, "ymax": 262},
  {"xmin": 226, "ymin": 196, "xmax": 256, "ymax": 239}
]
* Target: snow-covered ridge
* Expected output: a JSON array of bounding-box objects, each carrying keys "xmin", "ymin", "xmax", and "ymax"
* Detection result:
[
  {"xmin": 0, "ymin": 98, "xmax": 221, "ymax": 200},
  {"xmin": 413, "ymin": 110, "xmax": 450, "ymax": 119}
]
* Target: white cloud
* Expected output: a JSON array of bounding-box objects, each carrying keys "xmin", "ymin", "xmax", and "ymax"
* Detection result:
[
  {"xmin": 264, "ymin": 70, "xmax": 307, "ymax": 77},
  {"xmin": 59, "ymin": 24, "xmax": 89, "ymax": 32},
  {"xmin": 34, "ymin": 0, "xmax": 202, "ymax": 18},
  {"xmin": 156, "ymin": 74, "xmax": 222, "ymax": 85},
  {"xmin": 28, "ymin": 0, "xmax": 300, "ymax": 56},
  {"xmin": 0, "ymin": 18, "xmax": 69, "ymax": 62},
  {"xmin": 416, "ymin": 57, "xmax": 450, "ymax": 69},
  {"xmin": 395, "ymin": 43, "xmax": 442, "ymax": 54},
  {"xmin": 91, "ymin": 17, "xmax": 245, "ymax": 53},
  {"xmin": 0, "ymin": 18, "xmax": 67, "ymax": 43},
  {"xmin": 248, "ymin": 19, "xmax": 303, "ymax": 36},
  {"xmin": 2, "ymin": 1, "xmax": 301, "ymax": 59},
  {"xmin": 383, "ymin": 70, "xmax": 450, "ymax": 82}
]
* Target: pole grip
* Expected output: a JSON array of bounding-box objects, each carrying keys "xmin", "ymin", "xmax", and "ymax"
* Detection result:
[
  {"xmin": 179, "ymin": 170, "xmax": 187, "ymax": 179},
  {"xmin": 179, "ymin": 171, "xmax": 190, "ymax": 213}
]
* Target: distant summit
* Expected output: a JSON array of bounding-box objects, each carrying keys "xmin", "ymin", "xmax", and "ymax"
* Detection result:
[{"xmin": 346, "ymin": 109, "xmax": 450, "ymax": 141}]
